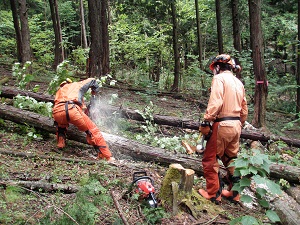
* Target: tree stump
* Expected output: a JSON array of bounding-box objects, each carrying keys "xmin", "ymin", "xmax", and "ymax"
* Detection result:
[
  {"xmin": 159, "ymin": 164, "xmax": 223, "ymax": 219},
  {"xmin": 159, "ymin": 164, "xmax": 194, "ymax": 213}
]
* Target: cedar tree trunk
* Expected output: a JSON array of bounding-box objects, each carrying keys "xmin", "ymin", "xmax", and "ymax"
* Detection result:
[{"xmin": 248, "ymin": 0, "xmax": 268, "ymax": 128}]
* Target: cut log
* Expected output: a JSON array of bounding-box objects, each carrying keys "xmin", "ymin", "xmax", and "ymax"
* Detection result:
[
  {"xmin": 0, "ymin": 180, "xmax": 79, "ymax": 193},
  {"xmin": 0, "ymin": 104, "xmax": 300, "ymax": 184},
  {"xmin": 286, "ymin": 185, "xmax": 300, "ymax": 205},
  {"xmin": 1, "ymin": 86, "xmax": 300, "ymax": 147},
  {"xmin": 272, "ymin": 191, "xmax": 300, "ymax": 225}
]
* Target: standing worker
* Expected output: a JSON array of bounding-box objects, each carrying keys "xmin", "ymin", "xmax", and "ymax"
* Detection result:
[
  {"xmin": 52, "ymin": 78, "xmax": 114, "ymax": 162},
  {"xmin": 198, "ymin": 54, "xmax": 248, "ymax": 204}
]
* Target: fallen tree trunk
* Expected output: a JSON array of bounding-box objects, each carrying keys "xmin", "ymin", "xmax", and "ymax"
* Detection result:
[
  {"xmin": 0, "ymin": 180, "xmax": 79, "ymax": 193},
  {"xmin": 272, "ymin": 191, "xmax": 300, "ymax": 225},
  {"xmin": 0, "ymin": 104, "xmax": 299, "ymax": 184},
  {"xmin": 1, "ymin": 86, "xmax": 300, "ymax": 147}
]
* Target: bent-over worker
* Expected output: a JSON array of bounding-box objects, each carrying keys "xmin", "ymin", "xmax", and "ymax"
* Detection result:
[{"xmin": 52, "ymin": 78, "xmax": 114, "ymax": 161}]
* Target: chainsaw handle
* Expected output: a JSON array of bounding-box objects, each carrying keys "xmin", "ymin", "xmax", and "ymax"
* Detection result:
[{"xmin": 132, "ymin": 176, "xmax": 155, "ymax": 186}]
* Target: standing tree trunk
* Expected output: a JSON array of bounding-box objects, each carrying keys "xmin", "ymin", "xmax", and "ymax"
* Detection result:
[
  {"xmin": 231, "ymin": 0, "xmax": 242, "ymax": 80},
  {"xmin": 195, "ymin": 0, "xmax": 203, "ymax": 70},
  {"xmin": 79, "ymin": 0, "xmax": 88, "ymax": 49},
  {"xmin": 297, "ymin": 0, "xmax": 300, "ymax": 117},
  {"xmin": 195, "ymin": 0, "xmax": 206, "ymax": 96},
  {"xmin": 87, "ymin": 0, "xmax": 110, "ymax": 77},
  {"xmin": 10, "ymin": 0, "xmax": 23, "ymax": 62},
  {"xmin": 249, "ymin": 0, "xmax": 268, "ymax": 128},
  {"xmin": 215, "ymin": 0, "xmax": 223, "ymax": 54},
  {"xmin": 170, "ymin": 0, "xmax": 180, "ymax": 92},
  {"xmin": 18, "ymin": 0, "xmax": 31, "ymax": 62},
  {"xmin": 49, "ymin": 0, "xmax": 64, "ymax": 70}
]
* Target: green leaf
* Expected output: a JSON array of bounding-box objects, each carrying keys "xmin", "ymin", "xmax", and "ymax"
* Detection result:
[
  {"xmin": 248, "ymin": 165, "xmax": 258, "ymax": 175},
  {"xmin": 255, "ymin": 187, "xmax": 267, "ymax": 198},
  {"xmin": 250, "ymin": 155, "xmax": 263, "ymax": 165},
  {"xmin": 240, "ymin": 168, "xmax": 251, "ymax": 176},
  {"xmin": 232, "ymin": 183, "xmax": 244, "ymax": 193},
  {"xmin": 260, "ymin": 161, "xmax": 270, "ymax": 174},
  {"xmin": 240, "ymin": 194, "xmax": 253, "ymax": 203},
  {"xmin": 258, "ymin": 199, "xmax": 269, "ymax": 208},
  {"xmin": 232, "ymin": 215, "xmax": 259, "ymax": 225},
  {"xmin": 233, "ymin": 158, "xmax": 249, "ymax": 168},
  {"xmin": 241, "ymin": 216, "xmax": 259, "ymax": 225},
  {"xmin": 240, "ymin": 177, "xmax": 251, "ymax": 187},
  {"xmin": 252, "ymin": 175, "xmax": 267, "ymax": 185},
  {"xmin": 266, "ymin": 179, "xmax": 282, "ymax": 195},
  {"xmin": 266, "ymin": 210, "xmax": 281, "ymax": 223}
]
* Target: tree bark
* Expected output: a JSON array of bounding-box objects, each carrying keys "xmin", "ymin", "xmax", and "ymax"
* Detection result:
[
  {"xmin": 231, "ymin": 0, "xmax": 242, "ymax": 80},
  {"xmin": 248, "ymin": 0, "xmax": 268, "ymax": 128},
  {"xmin": 87, "ymin": 0, "xmax": 110, "ymax": 77},
  {"xmin": 18, "ymin": 0, "xmax": 32, "ymax": 63},
  {"xmin": 272, "ymin": 191, "xmax": 300, "ymax": 225},
  {"xmin": 49, "ymin": 0, "xmax": 64, "ymax": 69},
  {"xmin": 297, "ymin": 0, "xmax": 300, "ymax": 117},
  {"xmin": 79, "ymin": 0, "xmax": 88, "ymax": 49},
  {"xmin": 215, "ymin": 0, "xmax": 223, "ymax": 54},
  {"xmin": 0, "ymin": 104, "xmax": 299, "ymax": 184},
  {"xmin": 1, "ymin": 86, "xmax": 300, "ymax": 148},
  {"xmin": 159, "ymin": 164, "xmax": 195, "ymax": 210},
  {"xmin": 195, "ymin": 0, "xmax": 203, "ymax": 70},
  {"xmin": 170, "ymin": 0, "xmax": 180, "ymax": 92},
  {"xmin": 10, "ymin": 0, "xmax": 23, "ymax": 62},
  {"xmin": 0, "ymin": 180, "xmax": 79, "ymax": 193}
]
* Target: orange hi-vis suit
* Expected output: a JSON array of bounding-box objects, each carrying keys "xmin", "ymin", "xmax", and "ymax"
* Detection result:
[
  {"xmin": 52, "ymin": 78, "xmax": 112, "ymax": 160},
  {"xmin": 202, "ymin": 70, "xmax": 248, "ymax": 201}
]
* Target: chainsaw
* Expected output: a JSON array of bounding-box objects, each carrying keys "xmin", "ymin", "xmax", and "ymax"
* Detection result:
[
  {"xmin": 129, "ymin": 171, "xmax": 158, "ymax": 208},
  {"xmin": 196, "ymin": 133, "xmax": 206, "ymax": 154}
]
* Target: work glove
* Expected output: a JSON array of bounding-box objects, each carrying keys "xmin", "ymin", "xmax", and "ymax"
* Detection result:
[
  {"xmin": 199, "ymin": 121, "xmax": 211, "ymax": 136},
  {"xmin": 91, "ymin": 86, "xmax": 100, "ymax": 96}
]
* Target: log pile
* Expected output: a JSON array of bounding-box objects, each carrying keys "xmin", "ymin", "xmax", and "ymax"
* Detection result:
[
  {"xmin": 1, "ymin": 86, "xmax": 300, "ymax": 147},
  {"xmin": 1, "ymin": 87, "xmax": 300, "ymax": 224},
  {"xmin": 0, "ymin": 103, "xmax": 299, "ymax": 185}
]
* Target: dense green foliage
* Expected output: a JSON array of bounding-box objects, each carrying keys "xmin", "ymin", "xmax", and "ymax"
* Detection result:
[{"xmin": 0, "ymin": 0, "xmax": 298, "ymax": 114}]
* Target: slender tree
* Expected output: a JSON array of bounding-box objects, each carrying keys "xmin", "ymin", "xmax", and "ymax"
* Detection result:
[
  {"xmin": 297, "ymin": 0, "xmax": 300, "ymax": 117},
  {"xmin": 18, "ymin": 0, "xmax": 32, "ymax": 63},
  {"xmin": 231, "ymin": 0, "xmax": 242, "ymax": 80},
  {"xmin": 79, "ymin": 0, "xmax": 88, "ymax": 49},
  {"xmin": 10, "ymin": 0, "xmax": 22, "ymax": 62},
  {"xmin": 49, "ymin": 0, "xmax": 64, "ymax": 70},
  {"xmin": 10, "ymin": 0, "xmax": 32, "ymax": 63},
  {"xmin": 170, "ymin": 0, "xmax": 180, "ymax": 92},
  {"xmin": 87, "ymin": 0, "xmax": 110, "ymax": 77},
  {"xmin": 249, "ymin": 0, "xmax": 268, "ymax": 128},
  {"xmin": 215, "ymin": 0, "xmax": 223, "ymax": 54},
  {"xmin": 195, "ymin": 0, "xmax": 203, "ymax": 70}
]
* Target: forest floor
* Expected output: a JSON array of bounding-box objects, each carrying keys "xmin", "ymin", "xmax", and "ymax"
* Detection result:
[{"xmin": 1, "ymin": 63, "xmax": 300, "ymax": 224}]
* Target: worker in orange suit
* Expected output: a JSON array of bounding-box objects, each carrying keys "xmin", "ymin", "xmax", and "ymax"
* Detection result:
[
  {"xmin": 198, "ymin": 54, "xmax": 248, "ymax": 204},
  {"xmin": 52, "ymin": 78, "xmax": 114, "ymax": 162}
]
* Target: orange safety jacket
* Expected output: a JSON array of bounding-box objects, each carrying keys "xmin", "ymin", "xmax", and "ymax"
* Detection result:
[
  {"xmin": 52, "ymin": 78, "xmax": 112, "ymax": 160},
  {"xmin": 201, "ymin": 70, "xmax": 248, "ymax": 198},
  {"xmin": 204, "ymin": 71, "xmax": 248, "ymax": 124},
  {"xmin": 53, "ymin": 78, "xmax": 100, "ymax": 114}
]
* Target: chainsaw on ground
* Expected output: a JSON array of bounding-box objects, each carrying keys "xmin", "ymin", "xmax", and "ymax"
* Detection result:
[{"xmin": 127, "ymin": 171, "xmax": 158, "ymax": 208}]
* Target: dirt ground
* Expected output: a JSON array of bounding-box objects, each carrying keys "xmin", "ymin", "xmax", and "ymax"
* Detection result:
[{"xmin": 0, "ymin": 63, "xmax": 298, "ymax": 224}]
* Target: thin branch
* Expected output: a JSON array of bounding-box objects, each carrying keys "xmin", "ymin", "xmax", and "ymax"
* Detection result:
[{"xmin": 110, "ymin": 190, "xmax": 129, "ymax": 225}]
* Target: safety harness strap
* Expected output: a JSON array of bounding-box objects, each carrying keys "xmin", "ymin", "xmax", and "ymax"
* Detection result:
[{"xmin": 64, "ymin": 101, "xmax": 78, "ymax": 122}]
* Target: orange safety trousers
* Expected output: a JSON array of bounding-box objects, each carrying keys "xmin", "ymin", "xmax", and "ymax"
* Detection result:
[
  {"xmin": 202, "ymin": 120, "xmax": 241, "ymax": 197},
  {"xmin": 53, "ymin": 103, "xmax": 112, "ymax": 160}
]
